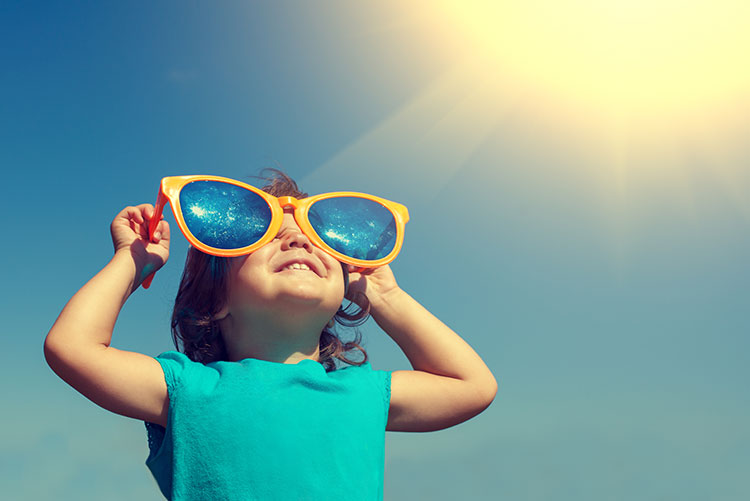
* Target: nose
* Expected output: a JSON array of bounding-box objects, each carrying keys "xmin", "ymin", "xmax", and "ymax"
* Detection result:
[
  {"xmin": 278, "ymin": 214, "xmax": 313, "ymax": 252},
  {"xmin": 279, "ymin": 229, "xmax": 313, "ymax": 252}
]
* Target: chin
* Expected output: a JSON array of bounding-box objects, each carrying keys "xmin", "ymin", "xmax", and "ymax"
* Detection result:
[{"xmin": 274, "ymin": 288, "xmax": 332, "ymax": 305}]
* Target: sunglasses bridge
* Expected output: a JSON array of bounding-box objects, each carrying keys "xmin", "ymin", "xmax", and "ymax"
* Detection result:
[{"xmin": 277, "ymin": 196, "xmax": 301, "ymax": 209}]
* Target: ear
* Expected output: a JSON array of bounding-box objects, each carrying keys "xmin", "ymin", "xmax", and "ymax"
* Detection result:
[{"xmin": 213, "ymin": 303, "xmax": 230, "ymax": 321}]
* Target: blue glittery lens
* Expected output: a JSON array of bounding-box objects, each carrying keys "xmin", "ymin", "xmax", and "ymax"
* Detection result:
[
  {"xmin": 179, "ymin": 181, "xmax": 272, "ymax": 250},
  {"xmin": 308, "ymin": 197, "xmax": 397, "ymax": 261}
]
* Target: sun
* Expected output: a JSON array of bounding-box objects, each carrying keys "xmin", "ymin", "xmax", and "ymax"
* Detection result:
[
  {"xmin": 312, "ymin": 0, "xmax": 750, "ymax": 226},
  {"xmin": 433, "ymin": 0, "xmax": 750, "ymax": 125}
]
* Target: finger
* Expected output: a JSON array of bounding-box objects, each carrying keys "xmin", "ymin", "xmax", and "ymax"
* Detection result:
[
  {"xmin": 140, "ymin": 205, "xmax": 155, "ymax": 240},
  {"xmin": 158, "ymin": 220, "xmax": 170, "ymax": 241},
  {"xmin": 143, "ymin": 204, "xmax": 154, "ymax": 221},
  {"xmin": 119, "ymin": 206, "xmax": 144, "ymax": 225},
  {"xmin": 348, "ymin": 265, "xmax": 369, "ymax": 274},
  {"xmin": 153, "ymin": 220, "xmax": 170, "ymax": 243},
  {"xmin": 137, "ymin": 203, "xmax": 162, "ymax": 224},
  {"xmin": 133, "ymin": 204, "xmax": 158, "ymax": 238}
]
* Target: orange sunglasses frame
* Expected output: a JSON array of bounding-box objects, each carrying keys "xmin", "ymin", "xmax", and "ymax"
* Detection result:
[{"xmin": 142, "ymin": 175, "xmax": 409, "ymax": 288}]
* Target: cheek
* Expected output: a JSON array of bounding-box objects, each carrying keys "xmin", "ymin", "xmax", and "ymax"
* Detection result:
[{"xmin": 226, "ymin": 256, "xmax": 269, "ymax": 301}]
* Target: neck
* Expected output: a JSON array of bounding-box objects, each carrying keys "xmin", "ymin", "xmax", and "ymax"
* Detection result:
[{"xmin": 219, "ymin": 309, "xmax": 325, "ymax": 364}]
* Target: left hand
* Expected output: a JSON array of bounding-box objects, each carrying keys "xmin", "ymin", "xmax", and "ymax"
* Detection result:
[{"xmin": 344, "ymin": 264, "xmax": 400, "ymax": 311}]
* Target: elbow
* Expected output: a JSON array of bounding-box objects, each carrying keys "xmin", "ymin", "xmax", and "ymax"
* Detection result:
[
  {"xmin": 470, "ymin": 363, "xmax": 499, "ymax": 407},
  {"xmin": 43, "ymin": 337, "xmax": 62, "ymax": 373},
  {"xmin": 44, "ymin": 327, "xmax": 61, "ymax": 361},
  {"xmin": 477, "ymin": 370, "xmax": 498, "ymax": 408},
  {"xmin": 43, "ymin": 335, "xmax": 55, "ymax": 363},
  {"xmin": 43, "ymin": 334, "xmax": 72, "ymax": 374},
  {"xmin": 474, "ymin": 366, "xmax": 498, "ymax": 402},
  {"xmin": 467, "ymin": 375, "xmax": 498, "ymax": 412},
  {"xmin": 481, "ymin": 377, "xmax": 498, "ymax": 407},
  {"xmin": 463, "ymin": 378, "xmax": 498, "ymax": 425}
]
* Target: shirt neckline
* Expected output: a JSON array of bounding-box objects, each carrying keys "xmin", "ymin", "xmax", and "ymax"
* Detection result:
[{"xmin": 237, "ymin": 357, "xmax": 323, "ymax": 367}]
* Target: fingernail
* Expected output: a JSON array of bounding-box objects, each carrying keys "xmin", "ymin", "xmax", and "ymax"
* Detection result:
[{"xmin": 154, "ymin": 231, "xmax": 161, "ymax": 240}]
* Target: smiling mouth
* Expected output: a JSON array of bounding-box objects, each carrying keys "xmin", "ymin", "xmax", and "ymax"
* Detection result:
[
  {"xmin": 277, "ymin": 265, "xmax": 320, "ymax": 278},
  {"xmin": 277, "ymin": 262, "xmax": 321, "ymax": 276},
  {"xmin": 278, "ymin": 269, "xmax": 320, "ymax": 281}
]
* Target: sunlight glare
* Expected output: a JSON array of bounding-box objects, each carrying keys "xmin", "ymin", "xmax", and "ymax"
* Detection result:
[{"xmin": 434, "ymin": 0, "xmax": 750, "ymax": 122}]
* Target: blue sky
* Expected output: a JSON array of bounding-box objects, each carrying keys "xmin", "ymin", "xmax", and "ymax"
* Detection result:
[{"xmin": 2, "ymin": 2, "xmax": 749, "ymax": 499}]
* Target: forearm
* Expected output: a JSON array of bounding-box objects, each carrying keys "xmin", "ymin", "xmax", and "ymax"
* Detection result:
[
  {"xmin": 45, "ymin": 250, "xmax": 142, "ymax": 352},
  {"xmin": 370, "ymin": 288, "xmax": 496, "ymax": 387}
]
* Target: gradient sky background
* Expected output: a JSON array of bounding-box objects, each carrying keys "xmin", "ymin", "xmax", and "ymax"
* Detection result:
[{"xmin": 2, "ymin": 1, "xmax": 750, "ymax": 499}]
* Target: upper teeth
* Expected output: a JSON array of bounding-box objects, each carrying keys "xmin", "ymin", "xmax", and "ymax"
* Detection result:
[{"xmin": 284, "ymin": 263, "xmax": 311, "ymax": 271}]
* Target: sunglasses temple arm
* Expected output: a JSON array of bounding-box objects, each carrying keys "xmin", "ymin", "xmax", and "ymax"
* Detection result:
[{"xmin": 141, "ymin": 190, "xmax": 168, "ymax": 290}]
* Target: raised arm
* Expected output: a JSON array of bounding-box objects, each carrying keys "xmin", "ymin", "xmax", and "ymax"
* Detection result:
[
  {"xmin": 43, "ymin": 205, "xmax": 173, "ymax": 426},
  {"xmin": 346, "ymin": 265, "xmax": 498, "ymax": 432}
]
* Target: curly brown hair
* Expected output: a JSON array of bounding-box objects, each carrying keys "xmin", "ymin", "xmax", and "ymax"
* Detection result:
[{"xmin": 169, "ymin": 168, "xmax": 371, "ymax": 372}]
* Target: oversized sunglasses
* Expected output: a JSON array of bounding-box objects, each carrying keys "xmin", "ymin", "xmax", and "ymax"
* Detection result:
[{"xmin": 142, "ymin": 175, "xmax": 409, "ymax": 288}]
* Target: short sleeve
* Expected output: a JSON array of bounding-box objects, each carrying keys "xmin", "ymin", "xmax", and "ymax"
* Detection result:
[
  {"xmin": 368, "ymin": 365, "xmax": 392, "ymax": 424},
  {"xmin": 151, "ymin": 350, "xmax": 194, "ymax": 395},
  {"xmin": 144, "ymin": 350, "xmax": 194, "ymax": 465}
]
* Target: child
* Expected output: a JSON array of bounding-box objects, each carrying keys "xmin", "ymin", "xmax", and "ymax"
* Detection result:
[{"xmin": 44, "ymin": 169, "xmax": 497, "ymax": 500}]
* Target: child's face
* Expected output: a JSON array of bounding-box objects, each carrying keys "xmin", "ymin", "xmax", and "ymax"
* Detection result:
[{"xmin": 221, "ymin": 208, "xmax": 346, "ymax": 323}]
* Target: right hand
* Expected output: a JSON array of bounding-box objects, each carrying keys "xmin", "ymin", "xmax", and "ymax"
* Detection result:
[{"xmin": 110, "ymin": 204, "xmax": 170, "ymax": 279}]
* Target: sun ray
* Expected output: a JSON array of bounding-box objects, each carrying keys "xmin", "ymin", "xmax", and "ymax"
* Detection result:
[
  {"xmin": 307, "ymin": 1, "xmax": 749, "ymax": 276},
  {"xmin": 303, "ymin": 60, "xmax": 518, "ymax": 207},
  {"xmin": 689, "ymin": 111, "xmax": 750, "ymax": 223}
]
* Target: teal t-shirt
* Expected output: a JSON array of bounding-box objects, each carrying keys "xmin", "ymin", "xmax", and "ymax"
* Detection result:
[{"xmin": 144, "ymin": 351, "xmax": 392, "ymax": 500}]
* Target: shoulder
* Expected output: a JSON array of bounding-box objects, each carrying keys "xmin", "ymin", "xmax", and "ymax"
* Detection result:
[
  {"xmin": 334, "ymin": 361, "xmax": 392, "ymax": 402},
  {"xmin": 152, "ymin": 351, "xmax": 214, "ymax": 389}
]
